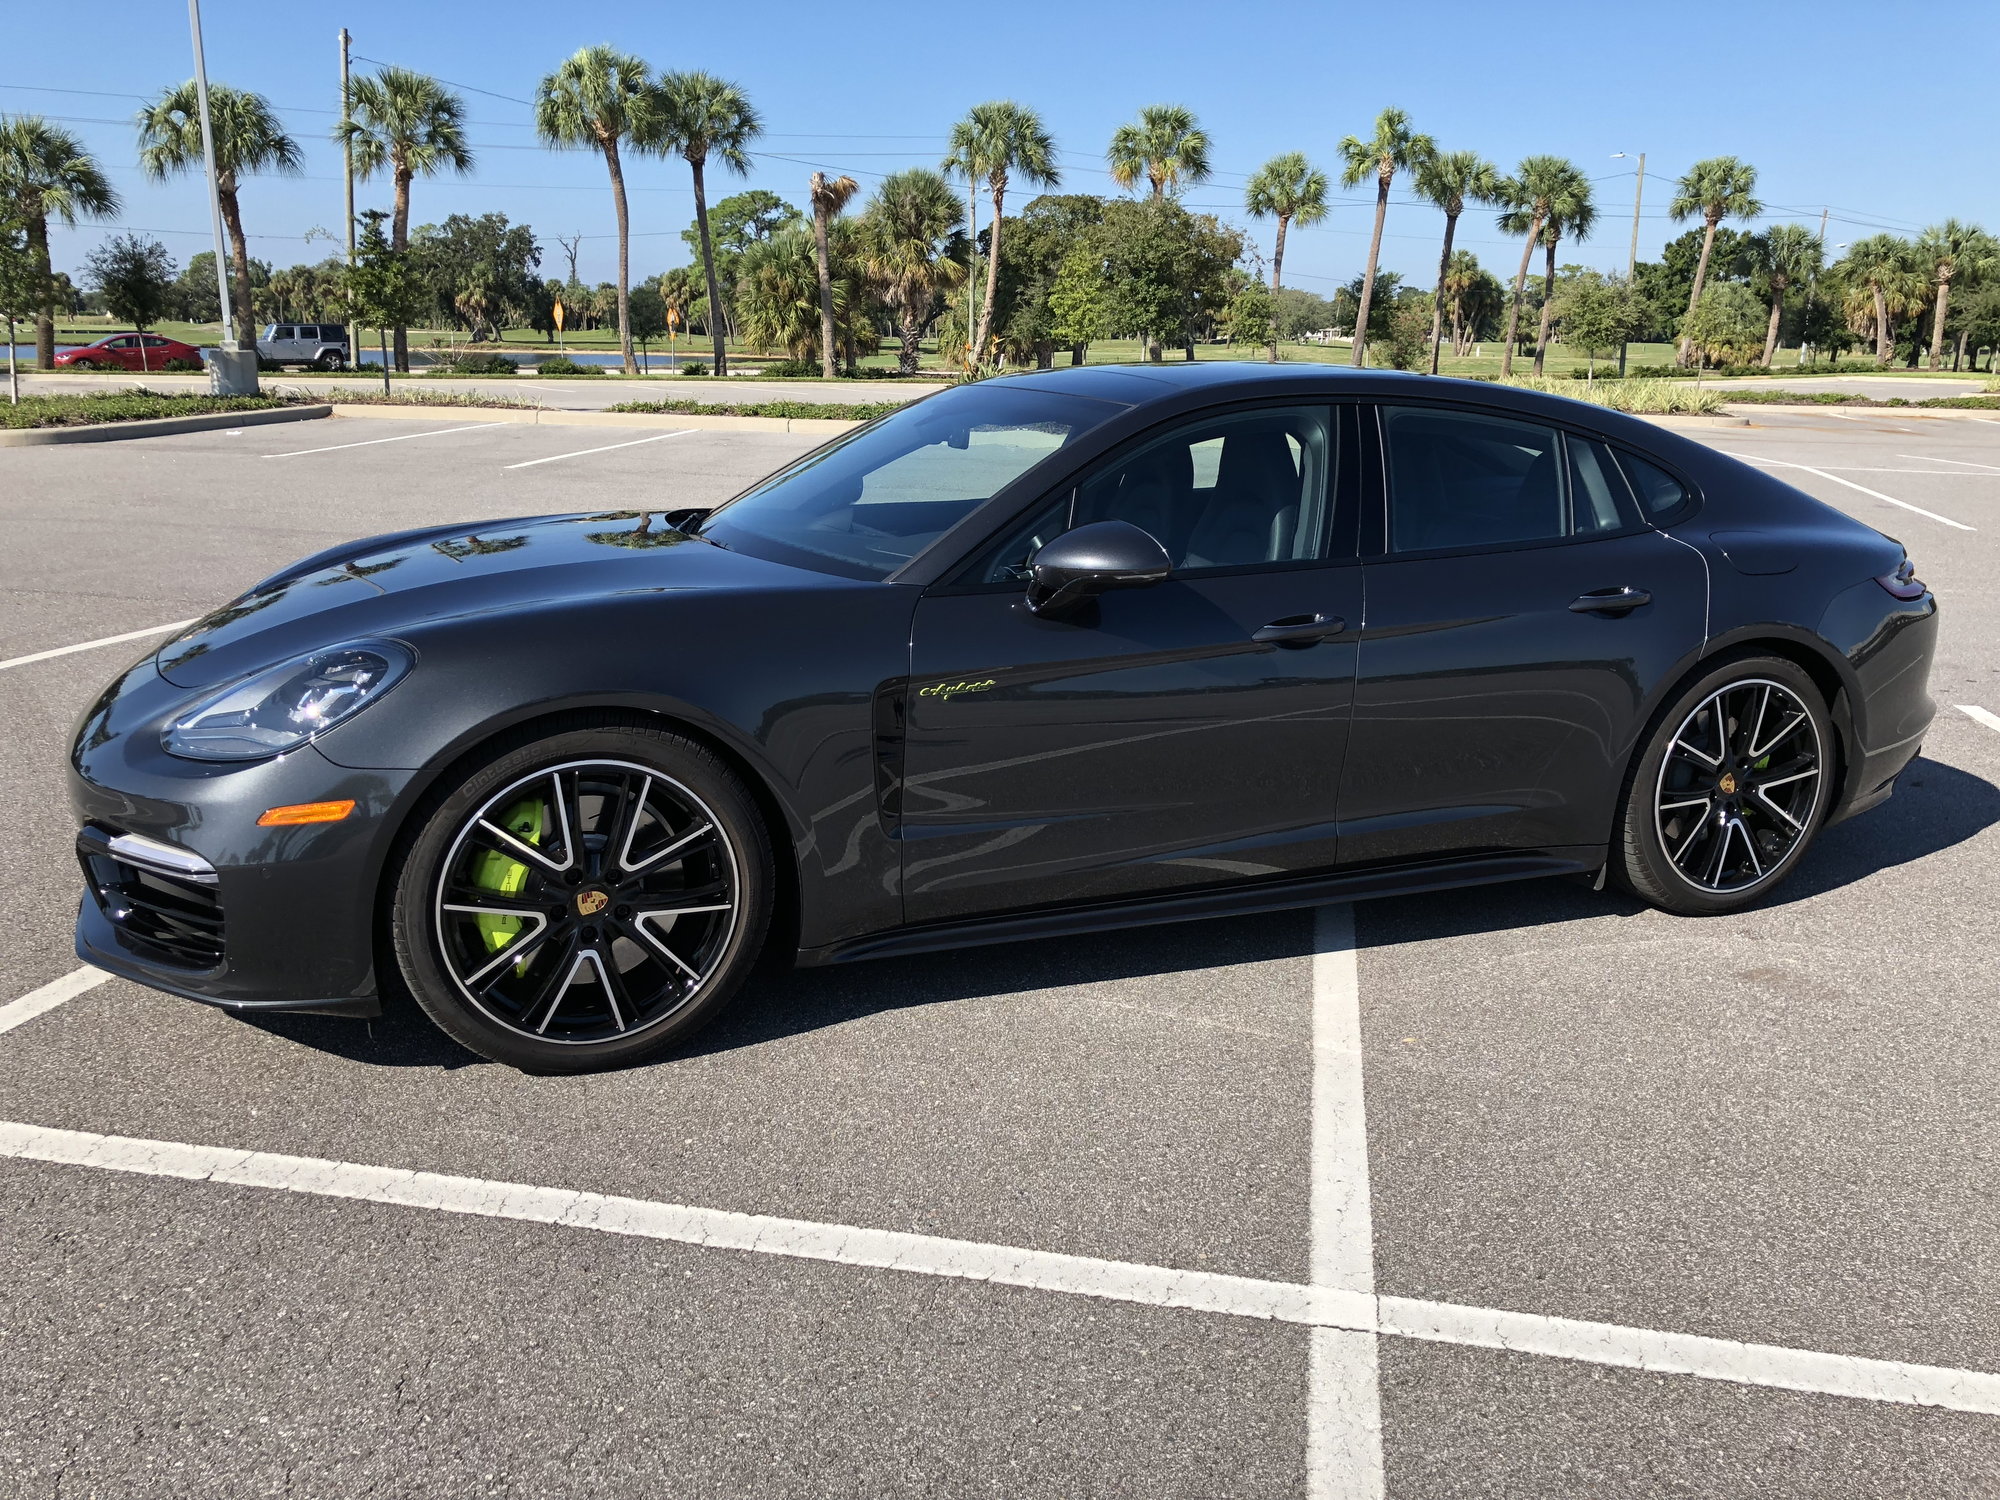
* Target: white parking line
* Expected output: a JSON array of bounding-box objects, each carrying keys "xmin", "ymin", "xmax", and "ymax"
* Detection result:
[
  {"xmin": 3, "ymin": 1116, "xmax": 1998, "ymax": 1416},
  {"xmin": 262, "ymin": 422, "xmax": 508, "ymax": 458},
  {"xmin": 1308, "ymin": 905, "xmax": 1385, "ymax": 1499},
  {"xmin": 1957, "ymin": 705, "xmax": 2000, "ymax": 735},
  {"xmin": 1720, "ymin": 453, "xmax": 1975, "ymax": 531},
  {"xmin": 1901, "ymin": 454, "xmax": 2000, "ymax": 473},
  {"xmin": 0, "ymin": 619, "xmax": 195, "ymax": 673},
  {"xmin": 503, "ymin": 428, "xmax": 695, "ymax": 470},
  {"xmin": 0, "ymin": 968, "xmax": 110, "ymax": 1036}
]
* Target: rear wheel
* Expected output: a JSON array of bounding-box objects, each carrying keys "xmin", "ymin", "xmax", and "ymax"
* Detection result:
[
  {"xmin": 390, "ymin": 725, "xmax": 773, "ymax": 1071},
  {"xmin": 1614, "ymin": 655, "xmax": 1833, "ymax": 915},
  {"xmin": 317, "ymin": 351, "xmax": 346, "ymax": 371}
]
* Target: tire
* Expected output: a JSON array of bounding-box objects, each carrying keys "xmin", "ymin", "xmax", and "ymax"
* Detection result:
[
  {"xmin": 390, "ymin": 724, "xmax": 774, "ymax": 1071},
  {"xmin": 1613, "ymin": 653, "xmax": 1835, "ymax": 915},
  {"xmin": 318, "ymin": 352, "xmax": 345, "ymax": 371}
]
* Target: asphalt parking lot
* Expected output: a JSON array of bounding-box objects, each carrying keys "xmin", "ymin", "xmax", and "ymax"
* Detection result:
[{"xmin": 2, "ymin": 405, "xmax": 1998, "ymax": 1496}]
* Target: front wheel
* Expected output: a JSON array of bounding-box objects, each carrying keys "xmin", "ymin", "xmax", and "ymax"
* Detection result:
[
  {"xmin": 390, "ymin": 725, "xmax": 774, "ymax": 1071},
  {"xmin": 1614, "ymin": 655, "xmax": 1834, "ymax": 915},
  {"xmin": 318, "ymin": 351, "xmax": 346, "ymax": 371}
]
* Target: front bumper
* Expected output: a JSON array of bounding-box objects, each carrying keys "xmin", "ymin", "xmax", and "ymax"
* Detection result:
[{"xmin": 69, "ymin": 656, "xmax": 427, "ymax": 1015}]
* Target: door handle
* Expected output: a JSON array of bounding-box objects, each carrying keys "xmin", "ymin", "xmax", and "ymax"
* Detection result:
[
  {"xmin": 1569, "ymin": 586, "xmax": 1652, "ymax": 615},
  {"xmin": 1252, "ymin": 613, "xmax": 1345, "ymax": 645}
]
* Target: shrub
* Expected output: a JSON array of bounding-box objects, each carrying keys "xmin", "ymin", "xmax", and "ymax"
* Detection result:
[
  {"xmin": 0, "ymin": 389, "xmax": 302, "ymax": 429},
  {"xmin": 1497, "ymin": 376, "xmax": 1724, "ymax": 415},
  {"xmin": 606, "ymin": 397, "xmax": 907, "ymax": 421},
  {"xmin": 759, "ymin": 358, "xmax": 815, "ymax": 378},
  {"xmin": 162, "ymin": 357, "xmax": 204, "ymax": 373},
  {"xmin": 531, "ymin": 354, "xmax": 602, "ymax": 376},
  {"xmin": 679, "ymin": 360, "xmax": 709, "ymax": 377},
  {"xmin": 444, "ymin": 351, "xmax": 519, "ymax": 375}
]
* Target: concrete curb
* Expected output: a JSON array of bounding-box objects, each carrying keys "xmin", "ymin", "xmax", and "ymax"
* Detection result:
[
  {"xmin": 1715, "ymin": 402, "xmax": 2000, "ymax": 422},
  {"xmin": 325, "ymin": 403, "xmax": 862, "ymax": 436},
  {"xmin": 0, "ymin": 403, "xmax": 331, "ymax": 447}
]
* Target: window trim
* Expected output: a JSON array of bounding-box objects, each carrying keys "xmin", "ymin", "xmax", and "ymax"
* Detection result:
[
  {"xmin": 931, "ymin": 397, "xmax": 1362, "ymax": 595},
  {"xmin": 1364, "ymin": 398, "xmax": 1704, "ymax": 561}
]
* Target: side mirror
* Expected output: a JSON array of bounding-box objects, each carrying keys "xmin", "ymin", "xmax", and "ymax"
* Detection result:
[{"xmin": 1024, "ymin": 520, "xmax": 1172, "ymax": 617}]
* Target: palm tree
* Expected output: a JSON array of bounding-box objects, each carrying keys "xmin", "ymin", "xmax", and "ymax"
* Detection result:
[
  {"xmin": 1493, "ymin": 155, "xmax": 1572, "ymax": 377},
  {"xmin": 136, "ymin": 83, "xmax": 297, "ymax": 347},
  {"xmin": 648, "ymin": 71, "xmax": 760, "ymax": 378},
  {"xmin": 1244, "ymin": 151, "xmax": 1329, "ymax": 363},
  {"xmin": 1337, "ymin": 108, "xmax": 1435, "ymax": 368},
  {"xmin": 1915, "ymin": 219, "xmax": 1996, "ymax": 370},
  {"xmin": 1669, "ymin": 156, "xmax": 1762, "ymax": 366},
  {"xmin": 956, "ymin": 103, "xmax": 1058, "ymax": 365},
  {"xmin": 1747, "ymin": 224, "xmax": 1822, "ymax": 367},
  {"xmin": 1529, "ymin": 168, "xmax": 1594, "ymax": 375},
  {"xmin": 808, "ymin": 171, "xmax": 859, "ymax": 378},
  {"xmin": 861, "ymin": 168, "xmax": 966, "ymax": 375},
  {"xmin": 1413, "ymin": 149, "xmax": 1499, "ymax": 374},
  {"xmin": 335, "ymin": 67, "xmax": 472, "ymax": 372},
  {"xmin": 0, "ymin": 116, "xmax": 118, "ymax": 368},
  {"xmin": 1106, "ymin": 104, "xmax": 1211, "ymax": 200},
  {"xmin": 535, "ymin": 46, "xmax": 653, "ymax": 375},
  {"xmin": 1840, "ymin": 235, "xmax": 1913, "ymax": 365}
]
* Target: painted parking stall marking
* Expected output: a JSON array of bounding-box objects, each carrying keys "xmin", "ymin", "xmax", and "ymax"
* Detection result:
[
  {"xmin": 0, "ymin": 968, "xmax": 111, "ymax": 1037},
  {"xmin": 263, "ymin": 422, "xmax": 510, "ymax": 459},
  {"xmin": 1958, "ymin": 704, "xmax": 2000, "ymax": 736},
  {"xmin": 1721, "ymin": 453, "xmax": 1975, "ymax": 531},
  {"xmin": 0, "ymin": 618, "xmax": 196, "ymax": 672},
  {"xmin": 503, "ymin": 428, "xmax": 696, "ymax": 470}
]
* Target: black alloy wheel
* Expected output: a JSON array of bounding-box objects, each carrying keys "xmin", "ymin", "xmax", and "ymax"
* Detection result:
[
  {"xmin": 392, "ymin": 725, "xmax": 772, "ymax": 1070},
  {"xmin": 318, "ymin": 351, "xmax": 345, "ymax": 371},
  {"xmin": 1615, "ymin": 655, "xmax": 1833, "ymax": 914}
]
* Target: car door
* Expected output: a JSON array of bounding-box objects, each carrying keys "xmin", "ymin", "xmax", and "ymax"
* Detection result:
[
  {"xmin": 1338, "ymin": 401, "xmax": 1708, "ymax": 867},
  {"xmin": 900, "ymin": 402, "xmax": 1363, "ymax": 924},
  {"xmin": 102, "ymin": 336, "xmax": 138, "ymax": 370}
]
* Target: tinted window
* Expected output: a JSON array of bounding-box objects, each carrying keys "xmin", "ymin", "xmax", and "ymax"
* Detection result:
[
  {"xmin": 276, "ymin": 326, "xmax": 297, "ymax": 340},
  {"xmin": 1383, "ymin": 406, "xmax": 1564, "ymax": 552},
  {"xmin": 698, "ymin": 382, "xmax": 1120, "ymax": 579},
  {"xmin": 1617, "ymin": 451, "xmax": 1693, "ymax": 521},
  {"xmin": 1567, "ymin": 437, "xmax": 1632, "ymax": 535}
]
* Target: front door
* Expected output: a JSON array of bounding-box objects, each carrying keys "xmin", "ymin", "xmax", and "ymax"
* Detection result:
[
  {"xmin": 901, "ymin": 403, "xmax": 1362, "ymax": 924},
  {"xmin": 1337, "ymin": 402, "xmax": 1709, "ymax": 867}
]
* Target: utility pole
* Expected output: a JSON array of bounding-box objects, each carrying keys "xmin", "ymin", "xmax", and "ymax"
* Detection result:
[
  {"xmin": 1801, "ymin": 207, "xmax": 1829, "ymax": 367},
  {"xmin": 1613, "ymin": 151, "xmax": 1645, "ymax": 377},
  {"xmin": 341, "ymin": 28, "xmax": 357, "ymax": 374},
  {"xmin": 188, "ymin": 0, "xmax": 256, "ymax": 392}
]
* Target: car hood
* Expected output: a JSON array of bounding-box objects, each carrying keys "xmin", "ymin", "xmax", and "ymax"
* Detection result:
[{"xmin": 154, "ymin": 511, "xmax": 831, "ymax": 690}]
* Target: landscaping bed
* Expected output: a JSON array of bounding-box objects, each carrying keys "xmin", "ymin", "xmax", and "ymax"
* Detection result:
[
  {"xmin": 0, "ymin": 390, "xmax": 310, "ymax": 430},
  {"xmin": 605, "ymin": 397, "xmax": 910, "ymax": 422}
]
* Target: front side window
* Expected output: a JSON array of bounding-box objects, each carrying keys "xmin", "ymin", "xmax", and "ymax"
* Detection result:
[{"xmin": 698, "ymin": 382, "xmax": 1121, "ymax": 579}]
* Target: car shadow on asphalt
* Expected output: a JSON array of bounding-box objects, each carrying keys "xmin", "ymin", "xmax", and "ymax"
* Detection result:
[{"xmin": 240, "ymin": 757, "xmax": 1995, "ymax": 1071}]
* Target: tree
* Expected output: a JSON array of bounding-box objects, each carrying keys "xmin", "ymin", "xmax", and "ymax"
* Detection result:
[
  {"xmin": 1225, "ymin": 277, "xmax": 1274, "ymax": 351},
  {"xmin": 137, "ymin": 82, "xmax": 299, "ymax": 346},
  {"xmin": 344, "ymin": 209, "xmax": 429, "ymax": 389},
  {"xmin": 648, "ymin": 71, "xmax": 761, "ymax": 378},
  {"xmin": 861, "ymin": 168, "xmax": 966, "ymax": 375},
  {"xmin": 1337, "ymin": 108, "xmax": 1434, "ymax": 367},
  {"xmin": 1552, "ymin": 270, "xmax": 1635, "ymax": 378},
  {"xmin": 1668, "ymin": 156, "xmax": 1762, "ymax": 366},
  {"xmin": 1272, "ymin": 286, "xmax": 1338, "ymax": 341},
  {"xmin": 1529, "ymin": 169, "xmax": 1594, "ymax": 375},
  {"xmin": 1047, "ymin": 247, "xmax": 1110, "ymax": 359},
  {"xmin": 985, "ymin": 193, "xmax": 1108, "ymax": 367},
  {"xmin": 1244, "ymin": 151, "xmax": 1329, "ymax": 362},
  {"xmin": 1680, "ymin": 282, "xmax": 1766, "ymax": 367},
  {"xmin": 808, "ymin": 171, "xmax": 859, "ymax": 377},
  {"xmin": 0, "ymin": 207, "xmax": 37, "ymax": 401},
  {"xmin": 1439, "ymin": 251, "xmax": 1502, "ymax": 353},
  {"xmin": 1413, "ymin": 149, "xmax": 1499, "ymax": 374},
  {"xmin": 655, "ymin": 264, "xmax": 709, "ymax": 338},
  {"xmin": 627, "ymin": 281, "xmax": 667, "ymax": 367},
  {"xmin": 408, "ymin": 212, "xmax": 541, "ymax": 337},
  {"xmin": 335, "ymin": 67, "xmax": 472, "ymax": 371},
  {"xmin": 961, "ymin": 103, "xmax": 1058, "ymax": 365},
  {"xmin": 1493, "ymin": 156, "xmax": 1576, "ymax": 377},
  {"xmin": 84, "ymin": 234, "xmax": 176, "ymax": 341},
  {"xmin": 535, "ymin": 46, "xmax": 654, "ymax": 374},
  {"xmin": 1840, "ymin": 234, "xmax": 1916, "ymax": 365},
  {"xmin": 1098, "ymin": 197, "xmax": 1244, "ymax": 361},
  {"xmin": 1745, "ymin": 224, "xmax": 1821, "ymax": 366},
  {"xmin": 0, "ymin": 115, "xmax": 120, "ymax": 368},
  {"xmin": 1106, "ymin": 104, "xmax": 1211, "ymax": 200},
  {"xmin": 733, "ymin": 229, "xmax": 824, "ymax": 360},
  {"xmin": 1915, "ymin": 219, "xmax": 1995, "ymax": 370}
]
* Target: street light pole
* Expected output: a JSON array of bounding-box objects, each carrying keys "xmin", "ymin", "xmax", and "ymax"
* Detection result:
[
  {"xmin": 1612, "ymin": 151, "xmax": 1645, "ymax": 377},
  {"xmin": 340, "ymin": 28, "xmax": 357, "ymax": 374},
  {"xmin": 188, "ymin": 0, "xmax": 256, "ymax": 392}
]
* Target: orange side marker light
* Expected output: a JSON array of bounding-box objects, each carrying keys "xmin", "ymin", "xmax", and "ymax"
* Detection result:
[{"xmin": 257, "ymin": 799, "xmax": 357, "ymax": 827}]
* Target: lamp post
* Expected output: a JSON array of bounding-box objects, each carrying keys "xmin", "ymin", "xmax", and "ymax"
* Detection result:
[
  {"xmin": 187, "ymin": 0, "xmax": 258, "ymax": 393},
  {"xmin": 1611, "ymin": 151, "xmax": 1645, "ymax": 377}
]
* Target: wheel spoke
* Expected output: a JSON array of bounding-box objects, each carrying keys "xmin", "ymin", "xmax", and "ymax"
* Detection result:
[
  {"xmin": 612, "ymin": 774, "xmax": 654, "ymax": 873},
  {"xmin": 1753, "ymin": 787, "xmax": 1803, "ymax": 832},
  {"xmin": 1757, "ymin": 765, "xmax": 1820, "ymax": 791},
  {"xmin": 1750, "ymin": 712, "xmax": 1806, "ymax": 761},
  {"xmin": 1657, "ymin": 796, "xmax": 1710, "ymax": 813},
  {"xmin": 624, "ymin": 819, "xmax": 714, "ymax": 875},
  {"xmin": 629, "ymin": 912, "xmax": 704, "ymax": 981},
  {"xmin": 1672, "ymin": 735, "xmax": 1720, "ymax": 768},
  {"xmin": 1736, "ymin": 817, "xmax": 1763, "ymax": 878},
  {"xmin": 443, "ymin": 905, "xmax": 550, "ymax": 987},
  {"xmin": 535, "ymin": 947, "xmax": 602, "ymax": 1035},
  {"xmin": 474, "ymin": 818, "xmax": 570, "ymax": 875}
]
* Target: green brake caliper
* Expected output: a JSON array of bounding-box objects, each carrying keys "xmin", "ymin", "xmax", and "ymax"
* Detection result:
[{"xmin": 469, "ymin": 796, "xmax": 544, "ymax": 971}]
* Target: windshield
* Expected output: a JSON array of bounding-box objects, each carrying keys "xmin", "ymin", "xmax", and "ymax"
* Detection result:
[{"xmin": 698, "ymin": 382, "xmax": 1125, "ymax": 579}]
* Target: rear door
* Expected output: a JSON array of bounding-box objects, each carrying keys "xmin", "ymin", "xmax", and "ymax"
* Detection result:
[
  {"xmin": 1338, "ymin": 402, "xmax": 1708, "ymax": 867},
  {"xmin": 901, "ymin": 402, "xmax": 1363, "ymax": 923}
]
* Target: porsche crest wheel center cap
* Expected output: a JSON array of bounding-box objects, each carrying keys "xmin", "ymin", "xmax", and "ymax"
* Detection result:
[
  {"xmin": 1717, "ymin": 772, "xmax": 1739, "ymax": 795},
  {"xmin": 574, "ymin": 889, "xmax": 610, "ymax": 918}
]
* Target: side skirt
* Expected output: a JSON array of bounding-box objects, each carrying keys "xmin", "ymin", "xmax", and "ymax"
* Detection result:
[{"xmin": 795, "ymin": 847, "xmax": 1604, "ymax": 967}]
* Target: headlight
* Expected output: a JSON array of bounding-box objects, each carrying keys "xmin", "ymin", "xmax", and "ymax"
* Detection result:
[{"xmin": 163, "ymin": 641, "xmax": 413, "ymax": 762}]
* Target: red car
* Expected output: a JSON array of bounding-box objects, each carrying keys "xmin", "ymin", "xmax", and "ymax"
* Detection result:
[{"xmin": 52, "ymin": 333, "xmax": 204, "ymax": 372}]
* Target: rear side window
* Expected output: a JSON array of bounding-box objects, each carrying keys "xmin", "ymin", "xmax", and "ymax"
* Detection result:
[
  {"xmin": 1616, "ymin": 451, "xmax": 1693, "ymax": 522},
  {"xmin": 1382, "ymin": 406, "xmax": 1565, "ymax": 552},
  {"xmin": 1567, "ymin": 437, "xmax": 1633, "ymax": 535}
]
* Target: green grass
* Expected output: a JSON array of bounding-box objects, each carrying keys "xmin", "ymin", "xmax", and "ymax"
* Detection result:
[
  {"xmin": 1701, "ymin": 389, "xmax": 2000, "ymax": 410},
  {"xmin": 605, "ymin": 397, "xmax": 908, "ymax": 421},
  {"xmin": 0, "ymin": 389, "xmax": 308, "ymax": 429},
  {"xmin": 304, "ymin": 387, "xmax": 544, "ymax": 409}
]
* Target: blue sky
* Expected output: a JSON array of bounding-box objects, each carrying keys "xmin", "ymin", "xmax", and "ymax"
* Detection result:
[{"xmin": 9, "ymin": 0, "xmax": 1993, "ymax": 294}]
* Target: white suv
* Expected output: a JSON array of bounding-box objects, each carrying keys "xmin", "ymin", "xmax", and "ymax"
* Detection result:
[{"xmin": 257, "ymin": 323, "xmax": 351, "ymax": 370}]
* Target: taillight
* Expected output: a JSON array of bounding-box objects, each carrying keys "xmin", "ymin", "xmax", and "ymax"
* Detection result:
[{"xmin": 1875, "ymin": 558, "xmax": 1927, "ymax": 600}]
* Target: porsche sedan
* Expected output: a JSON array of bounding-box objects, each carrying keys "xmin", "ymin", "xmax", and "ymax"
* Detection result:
[{"xmin": 69, "ymin": 364, "xmax": 1938, "ymax": 1071}]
